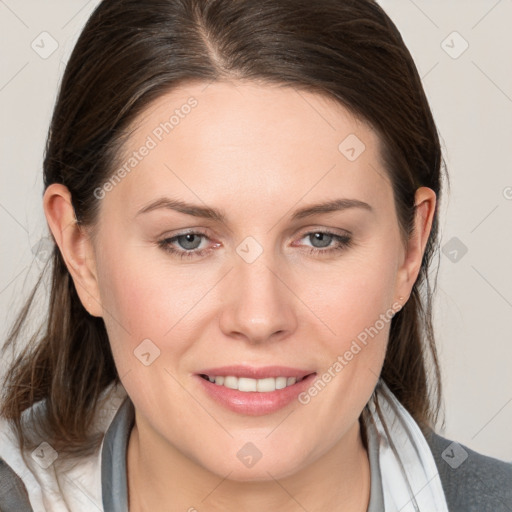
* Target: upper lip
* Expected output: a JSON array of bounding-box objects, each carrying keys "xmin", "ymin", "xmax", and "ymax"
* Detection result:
[{"xmin": 197, "ymin": 365, "xmax": 316, "ymax": 380}]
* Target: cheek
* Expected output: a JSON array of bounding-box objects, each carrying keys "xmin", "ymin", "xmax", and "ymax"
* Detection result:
[
  {"xmin": 95, "ymin": 238, "xmax": 198, "ymax": 334},
  {"xmin": 308, "ymin": 243, "xmax": 399, "ymax": 342},
  {"xmin": 93, "ymin": 243, "xmax": 171, "ymax": 365},
  {"xmin": 303, "ymin": 238, "xmax": 399, "ymax": 402},
  {"xmin": 297, "ymin": 256, "xmax": 397, "ymax": 427},
  {"xmin": 94, "ymin": 239, "xmax": 220, "ymax": 383}
]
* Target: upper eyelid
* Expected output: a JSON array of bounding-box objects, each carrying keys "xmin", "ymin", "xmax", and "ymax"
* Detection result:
[{"xmin": 165, "ymin": 224, "xmax": 352, "ymax": 237}]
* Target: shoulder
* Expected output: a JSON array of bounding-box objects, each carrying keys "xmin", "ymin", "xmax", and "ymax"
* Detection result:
[
  {"xmin": 0, "ymin": 457, "xmax": 33, "ymax": 511},
  {"xmin": 0, "ymin": 416, "xmax": 39, "ymax": 511},
  {"xmin": 0, "ymin": 383, "xmax": 128, "ymax": 511},
  {"xmin": 424, "ymin": 429, "xmax": 512, "ymax": 512}
]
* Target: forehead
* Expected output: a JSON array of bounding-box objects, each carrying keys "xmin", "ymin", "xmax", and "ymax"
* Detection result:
[{"xmin": 105, "ymin": 80, "xmax": 392, "ymax": 220}]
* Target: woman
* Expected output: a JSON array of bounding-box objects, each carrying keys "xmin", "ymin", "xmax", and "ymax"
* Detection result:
[{"xmin": 1, "ymin": 0, "xmax": 510, "ymax": 510}]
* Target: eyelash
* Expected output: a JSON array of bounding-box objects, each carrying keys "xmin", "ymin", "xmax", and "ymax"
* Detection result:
[{"xmin": 156, "ymin": 229, "xmax": 353, "ymax": 260}]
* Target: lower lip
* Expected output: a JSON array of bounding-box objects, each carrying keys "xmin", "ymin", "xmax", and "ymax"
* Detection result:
[{"xmin": 195, "ymin": 373, "xmax": 317, "ymax": 416}]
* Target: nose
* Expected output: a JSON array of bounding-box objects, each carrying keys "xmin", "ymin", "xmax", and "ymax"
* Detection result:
[{"xmin": 218, "ymin": 248, "xmax": 298, "ymax": 345}]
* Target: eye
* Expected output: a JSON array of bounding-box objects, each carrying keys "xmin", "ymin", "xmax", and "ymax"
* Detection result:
[
  {"xmin": 296, "ymin": 230, "xmax": 353, "ymax": 256},
  {"xmin": 157, "ymin": 231, "xmax": 216, "ymax": 260},
  {"xmin": 157, "ymin": 229, "xmax": 353, "ymax": 260}
]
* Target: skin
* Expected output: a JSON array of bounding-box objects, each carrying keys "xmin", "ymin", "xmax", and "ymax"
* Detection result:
[{"xmin": 43, "ymin": 80, "xmax": 436, "ymax": 511}]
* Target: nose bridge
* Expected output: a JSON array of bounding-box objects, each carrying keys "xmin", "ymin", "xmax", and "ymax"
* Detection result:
[{"xmin": 219, "ymin": 237, "xmax": 297, "ymax": 343}]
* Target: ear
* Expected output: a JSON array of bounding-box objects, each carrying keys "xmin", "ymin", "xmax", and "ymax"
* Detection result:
[
  {"xmin": 394, "ymin": 186, "xmax": 437, "ymax": 303},
  {"xmin": 43, "ymin": 183, "xmax": 103, "ymax": 317}
]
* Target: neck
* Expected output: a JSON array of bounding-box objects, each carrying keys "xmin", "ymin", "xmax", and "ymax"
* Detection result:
[{"xmin": 127, "ymin": 414, "xmax": 371, "ymax": 512}]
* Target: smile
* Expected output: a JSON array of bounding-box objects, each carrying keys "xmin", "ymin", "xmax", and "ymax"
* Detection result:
[
  {"xmin": 195, "ymin": 368, "xmax": 318, "ymax": 415},
  {"xmin": 199, "ymin": 374, "xmax": 311, "ymax": 392}
]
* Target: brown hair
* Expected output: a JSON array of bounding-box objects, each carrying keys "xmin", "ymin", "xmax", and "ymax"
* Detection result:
[{"xmin": 1, "ymin": 0, "xmax": 447, "ymax": 456}]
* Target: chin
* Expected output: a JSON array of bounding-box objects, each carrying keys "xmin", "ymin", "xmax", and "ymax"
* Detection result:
[{"xmin": 196, "ymin": 446, "xmax": 309, "ymax": 483}]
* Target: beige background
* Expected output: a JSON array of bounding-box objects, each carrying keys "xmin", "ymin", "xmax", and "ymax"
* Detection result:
[{"xmin": 1, "ymin": 0, "xmax": 511, "ymax": 461}]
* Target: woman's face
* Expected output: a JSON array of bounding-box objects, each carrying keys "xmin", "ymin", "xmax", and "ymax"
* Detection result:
[{"xmin": 86, "ymin": 81, "xmax": 423, "ymax": 480}]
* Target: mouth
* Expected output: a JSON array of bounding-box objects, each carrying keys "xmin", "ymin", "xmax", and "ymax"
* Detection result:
[
  {"xmin": 194, "ymin": 365, "xmax": 318, "ymax": 416},
  {"xmin": 198, "ymin": 373, "xmax": 313, "ymax": 392}
]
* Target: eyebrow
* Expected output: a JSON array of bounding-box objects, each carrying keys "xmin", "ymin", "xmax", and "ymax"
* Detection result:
[{"xmin": 136, "ymin": 197, "xmax": 373, "ymax": 222}]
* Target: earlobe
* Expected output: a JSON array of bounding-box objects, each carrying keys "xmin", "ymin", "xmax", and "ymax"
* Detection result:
[
  {"xmin": 43, "ymin": 183, "xmax": 103, "ymax": 317},
  {"xmin": 395, "ymin": 187, "xmax": 437, "ymax": 303}
]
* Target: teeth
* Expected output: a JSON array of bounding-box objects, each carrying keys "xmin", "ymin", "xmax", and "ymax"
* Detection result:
[
  {"xmin": 276, "ymin": 377, "xmax": 288, "ymax": 389},
  {"xmin": 287, "ymin": 377, "xmax": 296, "ymax": 386},
  {"xmin": 223, "ymin": 376, "xmax": 238, "ymax": 390},
  {"xmin": 204, "ymin": 375, "xmax": 303, "ymax": 392}
]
